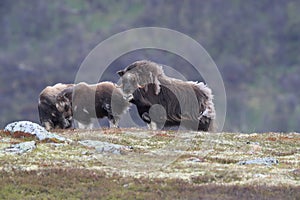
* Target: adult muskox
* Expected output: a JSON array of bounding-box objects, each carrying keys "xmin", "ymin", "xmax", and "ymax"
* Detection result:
[
  {"xmin": 56, "ymin": 82, "xmax": 130, "ymax": 129},
  {"xmin": 117, "ymin": 60, "xmax": 216, "ymax": 131},
  {"xmin": 38, "ymin": 83, "xmax": 74, "ymax": 130}
]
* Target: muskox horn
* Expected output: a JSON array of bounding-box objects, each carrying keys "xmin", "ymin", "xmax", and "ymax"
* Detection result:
[
  {"xmin": 116, "ymin": 84, "xmax": 123, "ymax": 88},
  {"xmin": 117, "ymin": 70, "xmax": 125, "ymax": 77}
]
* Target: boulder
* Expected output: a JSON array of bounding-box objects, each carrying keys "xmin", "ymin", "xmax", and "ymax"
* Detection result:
[{"xmin": 4, "ymin": 121, "xmax": 69, "ymax": 143}]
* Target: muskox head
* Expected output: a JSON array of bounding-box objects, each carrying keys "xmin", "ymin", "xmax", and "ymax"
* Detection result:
[
  {"xmin": 117, "ymin": 60, "xmax": 164, "ymax": 100},
  {"xmin": 56, "ymin": 87, "xmax": 74, "ymax": 122}
]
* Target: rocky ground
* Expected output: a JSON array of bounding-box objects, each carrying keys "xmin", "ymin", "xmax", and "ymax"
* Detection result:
[{"xmin": 0, "ymin": 124, "xmax": 299, "ymax": 199}]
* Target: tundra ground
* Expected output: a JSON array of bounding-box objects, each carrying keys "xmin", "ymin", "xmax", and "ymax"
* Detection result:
[{"xmin": 0, "ymin": 128, "xmax": 299, "ymax": 199}]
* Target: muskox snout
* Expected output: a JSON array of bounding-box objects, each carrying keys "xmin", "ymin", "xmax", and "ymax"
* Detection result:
[
  {"xmin": 123, "ymin": 93, "xmax": 134, "ymax": 101},
  {"xmin": 59, "ymin": 118, "xmax": 71, "ymax": 129}
]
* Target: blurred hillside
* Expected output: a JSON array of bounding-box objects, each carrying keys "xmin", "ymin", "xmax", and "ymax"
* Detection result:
[{"xmin": 0, "ymin": 0, "xmax": 299, "ymax": 132}]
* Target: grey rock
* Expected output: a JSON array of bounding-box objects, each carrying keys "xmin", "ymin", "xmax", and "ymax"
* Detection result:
[
  {"xmin": 4, "ymin": 141, "xmax": 36, "ymax": 154},
  {"xmin": 4, "ymin": 121, "xmax": 69, "ymax": 142},
  {"xmin": 238, "ymin": 157, "xmax": 279, "ymax": 166},
  {"xmin": 79, "ymin": 140, "xmax": 132, "ymax": 155},
  {"xmin": 186, "ymin": 157, "xmax": 204, "ymax": 163}
]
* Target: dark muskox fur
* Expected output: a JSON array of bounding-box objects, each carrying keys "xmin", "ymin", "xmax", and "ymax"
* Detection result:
[
  {"xmin": 56, "ymin": 82, "xmax": 129, "ymax": 128},
  {"xmin": 38, "ymin": 83, "xmax": 74, "ymax": 130},
  {"xmin": 118, "ymin": 60, "xmax": 216, "ymax": 131}
]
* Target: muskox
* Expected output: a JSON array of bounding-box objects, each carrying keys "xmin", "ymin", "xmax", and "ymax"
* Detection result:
[
  {"xmin": 117, "ymin": 60, "xmax": 216, "ymax": 131},
  {"xmin": 38, "ymin": 83, "xmax": 74, "ymax": 130},
  {"xmin": 56, "ymin": 82, "xmax": 130, "ymax": 129}
]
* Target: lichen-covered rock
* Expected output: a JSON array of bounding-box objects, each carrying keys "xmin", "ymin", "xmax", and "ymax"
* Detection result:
[
  {"xmin": 237, "ymin": 157, "xmax": 279, "ymax": 165},
  {"xmin": 4, "ymin": 121, "xmax": 69, "ymax": 143},
  {"xmin": 4, "ymin": 141, "xmax": 36, "ymax": 154},
  {"xmin": 79, "ymin": 140, "xmax": 132, "ymax": 155}
]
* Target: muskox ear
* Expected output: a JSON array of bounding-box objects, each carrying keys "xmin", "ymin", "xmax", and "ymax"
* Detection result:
[{"xmin": 117, "ymin": 70, "xmax": 125, "ymax": 77}]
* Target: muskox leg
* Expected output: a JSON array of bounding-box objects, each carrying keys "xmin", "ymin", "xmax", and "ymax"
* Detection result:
[
  {"xmin": 197, "ymin": 117, "xmax": 211, "ymax": 131},
  {"xmin": 68, "ymin": 119, "xmax": 75, "ymax": 128},
  {"xmin": 141, "ymin": 112, "xmax": 151, "ymax": 124},
  {"xmin": 141, "ymin": 112, "xmax": 157, "ymax": 130},
  {"xmin": 108, "ymin": 119, "xmax": 119, "ymax": 128},
  {"xmin": 77, "ymin": 121, "xmax": 93, "ymax": 129},
  {"xmin": 61, "ymin": 118, "xmax": 71, "ymax": 129},
  {"xmin": 147, "ymin": 121, "xmax": 157, "ymax": 130},
  {"xmin": 77, "ymin": 122, "xmax": 85, "ymax": 129},
  {"xmin": 108, "ymin": 115, "xmax": 119, "ymax": 128}
]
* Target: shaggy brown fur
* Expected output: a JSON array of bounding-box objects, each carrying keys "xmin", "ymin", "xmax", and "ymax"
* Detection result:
[
  {"xmin": 56, "ymin": 82, "xmax": 129, "ymax": 128},
  {"xmin": 38, "ymin": 83, "xmax": 74, "ymax": 130},
  {"xmin": 117, "ymin": 60, "xmax": 216, "ymax": 131}
]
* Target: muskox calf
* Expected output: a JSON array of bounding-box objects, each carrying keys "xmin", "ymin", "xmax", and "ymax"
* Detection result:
[
  {"xmin": 38, "ymin": 83, "xmax": 74, "ymax": 130},
  {"xmin": 117, "ymin": 60, "xmax": 216, "ymax": 131},
  {"xmin": 56, "ymin": 82, "xmax": 130, "ymax": 129}
]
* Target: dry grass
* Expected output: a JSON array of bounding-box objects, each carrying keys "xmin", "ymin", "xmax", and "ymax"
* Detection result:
[{"xmin": 0, "ymin": 168, "xmax": 299, "ymax": 200}]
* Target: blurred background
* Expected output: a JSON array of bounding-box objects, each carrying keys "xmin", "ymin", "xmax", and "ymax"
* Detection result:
[{"xmin": 0, "ymin": 0, "xmax": 299, "ymax": 132}]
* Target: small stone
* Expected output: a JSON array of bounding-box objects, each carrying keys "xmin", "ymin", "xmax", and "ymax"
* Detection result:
[
  {"xmin": 253, "ymin": 174, "xmax": 267, "ymax": 178},
  {"xmin": 79, "ymin": 140, "xmax": 132, "ymax": 155},
  {"xmin": 4, "ymin": 141, "xmax": 36, "ymax": 154},
  {"xmin": 187, "ymin": 157, "xmax": 204, "ymax": 163},
  {"xmin": 237, "ymin": 157, "xmax": 279, "ymax": 166}
]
